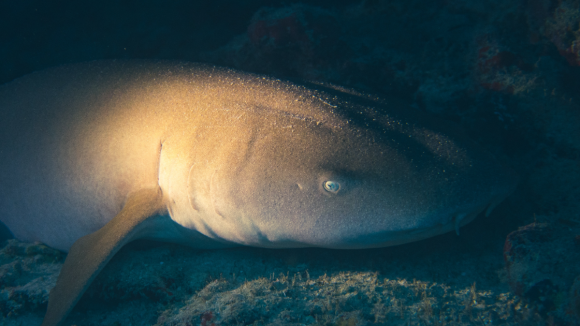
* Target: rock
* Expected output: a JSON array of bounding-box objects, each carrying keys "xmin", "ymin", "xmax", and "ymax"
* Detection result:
[{"xmin": 504, "ymin": 222, "xmax": 580, "ymax": 324}]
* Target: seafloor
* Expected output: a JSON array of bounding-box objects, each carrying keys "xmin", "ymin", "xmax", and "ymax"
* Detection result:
[{"xmin": 1, "ymin": 0, "xmax": 579, "ymax": 325}]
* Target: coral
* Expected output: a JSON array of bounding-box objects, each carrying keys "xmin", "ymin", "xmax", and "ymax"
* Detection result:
[
  {"xmin": 200, "ymin": 310, "xmax": 216, "ymax": 326},
  {"xmin": 0, "ymin": 240, "xmax": 62, "ymax": 318},
  {"xmin": 473, "ymin": 35, "xmax": 536, "ymax": 94},
  {"xmin": 503, "ymin": 222, "xmax": 580, "ymax": 324},
  {"xmin": 543, "ymin": 0, "xmax": 580, "ymax": 66}
]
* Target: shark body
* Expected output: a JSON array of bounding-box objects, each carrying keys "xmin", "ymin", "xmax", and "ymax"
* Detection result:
[{"xmin": 0, "ymin": 61, "xmax": 516, "ymax": 325}]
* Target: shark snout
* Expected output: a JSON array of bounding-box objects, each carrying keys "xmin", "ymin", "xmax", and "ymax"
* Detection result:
[{"xmin": 451, "ymin": 170, "xmax": 518, "ymax": 235}]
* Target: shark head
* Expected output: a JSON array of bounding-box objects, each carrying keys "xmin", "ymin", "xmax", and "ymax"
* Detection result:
[{"xmin": 183, "ymin": 78, "xmax": 517, "ymax": 249}]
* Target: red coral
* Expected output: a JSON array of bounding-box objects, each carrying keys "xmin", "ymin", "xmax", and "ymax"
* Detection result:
[
  {"xmin": 531, "ymin": 0, "xmax": 580, "ymax": 66},
  {"xmin": 473, "ymin": 36, "xmax": 534, "ymax": 93},
  {"xmin": 475, "ymin": 37, "xmax": 516, "ymax": 93},
  {"xmin": 553, "ymin": 34, "xmax": 580, "ymax": 66},
  {"xmin": 200, "ymin": 310, "xmax": 216, "ymax": 326}
]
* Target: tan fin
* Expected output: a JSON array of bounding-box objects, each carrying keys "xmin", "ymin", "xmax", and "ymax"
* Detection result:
[{"xmin": 41, "ymin": 187, "xmax": 167, "ymax": 326}]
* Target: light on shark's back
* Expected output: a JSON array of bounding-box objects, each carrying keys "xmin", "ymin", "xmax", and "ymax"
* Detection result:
[{"xmin": 0, "ymin": 60, "xmax": 517, "ymax": 326}]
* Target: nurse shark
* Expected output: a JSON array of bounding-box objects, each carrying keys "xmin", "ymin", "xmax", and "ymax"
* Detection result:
[{"xmin": 0, "ymin": 61, "xmax": 516, "ymax": 325}]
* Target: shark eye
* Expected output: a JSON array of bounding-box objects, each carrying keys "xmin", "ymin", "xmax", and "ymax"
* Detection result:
[{"xmin": 323, "ymin": 180, "xmax": 340, "ymax": 193}]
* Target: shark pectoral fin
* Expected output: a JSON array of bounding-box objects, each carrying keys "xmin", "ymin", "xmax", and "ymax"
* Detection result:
[{"xmin": 41, "ymin": 187, "xmax": 167, "ymax": 326}]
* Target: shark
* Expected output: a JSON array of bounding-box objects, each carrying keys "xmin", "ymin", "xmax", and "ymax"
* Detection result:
[{"xmin": 0, "ymin": 61, "xmax": 517, "ymax": 325}]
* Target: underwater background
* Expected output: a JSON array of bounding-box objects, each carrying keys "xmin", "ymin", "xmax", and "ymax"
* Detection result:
[{"xmin": 0, "ymin": 0, "xmax": 579, "ymax": 325}]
